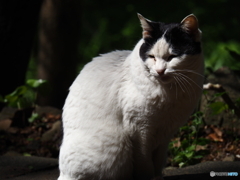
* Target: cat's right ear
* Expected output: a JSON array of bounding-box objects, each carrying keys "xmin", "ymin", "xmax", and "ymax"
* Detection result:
[{"xmin": 137, "ymin": 13, "xmax": 153, "ymax": 39}]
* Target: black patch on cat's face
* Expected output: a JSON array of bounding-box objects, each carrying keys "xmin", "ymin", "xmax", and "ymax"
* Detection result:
[{"xmin": 139, "ymin": 22, "xmax": 201, "ymax": 61}]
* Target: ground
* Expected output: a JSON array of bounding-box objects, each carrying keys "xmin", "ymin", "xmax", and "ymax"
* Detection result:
[{"xmin": 0, "ymin": 105, "xmax": 239, "ymax": 167}]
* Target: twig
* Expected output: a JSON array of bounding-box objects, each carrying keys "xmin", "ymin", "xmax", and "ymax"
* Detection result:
[{"xmin": 203, "ymin": 83, "xmax": 240, "ymax": 119}]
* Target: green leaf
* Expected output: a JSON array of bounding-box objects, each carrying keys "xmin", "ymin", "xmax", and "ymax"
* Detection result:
[
  {"xmin": 185, "ymin": 151, "xmax": 194, "ymax": 158},
  {"xmin": 214, "ymin": 92, "xmax": 226, "ymax": 98},
  {"xmin": 23, "ymin": 153, "xmax": 31, "ymax": 156},
  {"xmin": 180, "ymin": 126, "xmax": 190, "ymax": 131},
  {"xmin": 209, "ymin": 101, "xmax": 228, "ymax": 115},
  {"xmin": 205, "ymin": 41, "xmax": 240, "ymax": 71},
  {"xmin": 179, "ymin": 162, "xmax": 185, "ymax": 168},
  {"xmin": 26, "ymin": 79, "xmax": 47, "ymax": 88},
  {"xmin": 186, "ymin": 145, "xmax": 196, "ymax": 152},
  {"xmin": 6, "ymin": 86, "xmax": 28, "ymax": 97},
  {"xmin": 195, "ymin": 138, "xmax": 210, "ymax": 146},
  {"xmin": 173, "ymin": 154, "xmax": 184, "ymax": 163},
  {"xmin": 28, "ymin": 113, "xmax": 39, "ymax": 123},
  {"xmin": 4, "ymin": 86, "xmax": 36, "ymax": 108}
]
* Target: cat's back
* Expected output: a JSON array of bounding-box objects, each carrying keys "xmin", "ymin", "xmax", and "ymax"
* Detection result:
[
  {"xmin": 63, "ymin": 50, "xmax": 131, "ymax": 126},
  {"xmin": 78, "ymin": 50, "xmax": 131, "ymax": 80},
  {"xmin": 66, "ymin": 50, "xmax": 131, "ymax": 108}
]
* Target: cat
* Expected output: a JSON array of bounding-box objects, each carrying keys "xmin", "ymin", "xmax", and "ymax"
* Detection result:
[{"xmin": 58, "ymin": 13, "xmax": 204, "ymax": 180}]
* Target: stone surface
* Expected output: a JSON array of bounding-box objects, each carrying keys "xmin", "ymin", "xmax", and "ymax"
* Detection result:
[
  {"xmin": 0, "ymin": 119, "xmax": 12, "ymax": 131},
  {"xmin": 41, "ymin": 120, "xmax": 62, "ymax": 142},
  {"xmin": 0, "ymin": 156, "xmax": 58, "ymax": 180},
  {"xmin": 0, "ymin": 155, "xmax": 239, "ymax": 180}
]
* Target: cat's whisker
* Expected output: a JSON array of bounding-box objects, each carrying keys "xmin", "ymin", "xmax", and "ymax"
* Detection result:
[
  {"xmin": 180, "ymin": 75, "xmax": 197, "ymax": 99},
  {"xmin": 181, "ymin": 77, "xmax": 195, "ymax": 100},
  {"xmin": 174, "ymin": 76, "xmax": 185, "ymax": 93},
  {"xmin": 173, "ymin": 72, "xmax": 201, "ymax": 101},
  {"xmin": 174, "ymin": 72, "xmax": 203, "ymax": 90},
  {"xmin": 175, "ymin": 75, "xmax": 192, "ymax": 100},
  {"xmin": 174, "ymin": 82, "xmax": 178, "ymax": 100},
  {"xmin": 174, "ymin": 69, "xmax": 205, "ymax": 78}
]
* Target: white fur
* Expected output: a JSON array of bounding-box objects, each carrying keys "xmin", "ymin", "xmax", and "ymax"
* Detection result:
[{"xmin": 58, "ymin": 37, "xmax": 204, "ymax": 180}]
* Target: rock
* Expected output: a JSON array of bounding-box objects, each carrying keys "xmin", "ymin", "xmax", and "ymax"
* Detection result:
[
  {"xmin": 0, "ymin": 156, "xmax": 58, "ymax": 179},
  {"xmin": 0, "ymin": 107, "xmax": 18, "ymax": 121},
  {"xmin": 41, "ymin": 121, "xmax": 62, "ymax": 142},
  {"xmin": 3, "ymin": 151, "xmax": 22, "ymax": 156},
  {"xmin": 0, "ymin": 119, "xmax": 12, "ymax": 131},
  {"xmin": 35, "ymin": 106, "xmax": 62, "ymax": 117},
  {"xmin": 222, "ymin": 154, "xmax": 235, "ymax": 162}
]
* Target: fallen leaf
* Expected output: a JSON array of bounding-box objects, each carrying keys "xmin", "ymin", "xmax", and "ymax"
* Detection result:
[
  {"xmin": 195, "ymin": 145, "xmax": 207, "ymax": 151},
  {"xmin": 207, "ymin": 133, "xmax": 224, "ymax": 142},
  {"xmin": 225, "ymin": 144, "xmax": 235, "ymax": 152},
  {"xmin": 223, "ymin": 154, "xmax": 235, "ymax": 161},
  {"xmin": 171, "ymin": 138, "xmax": 181, "ymax": 148},
  {"xmin": 212, "ymin": 127, "xmax": 223, "ymax": 137}
]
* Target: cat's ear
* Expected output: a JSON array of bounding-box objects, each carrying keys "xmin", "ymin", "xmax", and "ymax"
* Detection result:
[
  {"xmin": 138, "ymin": 13, "xmax": 153, "ymax": 39},
  {"xmin": 181, "ymin": 14, "xmax": 201, "ymax": 41}
]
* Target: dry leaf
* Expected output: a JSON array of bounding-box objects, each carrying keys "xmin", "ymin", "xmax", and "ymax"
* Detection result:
[
  {"xmin": 195, "ymin": 145, "xmax": 207, "ymax": 151},
  {"xmin": 207, "ymin": 133, "xmax": 224, "ymax": 142},
  {"xmin": 212, "ymin": 127, "xmax": 223, "ymax": 137},
  {"xmin": 225, "ymin": 144, "xmax": 235, "ymax": 152}
]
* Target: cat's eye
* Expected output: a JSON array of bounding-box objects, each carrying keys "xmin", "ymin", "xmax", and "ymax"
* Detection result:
[
  {"xmin": 148, "ymin": 55, "xmax": 156, "ymax": 60},
  {"xmin": 167, "ymin": 55, "xmax": 177, "ymax": 61}
]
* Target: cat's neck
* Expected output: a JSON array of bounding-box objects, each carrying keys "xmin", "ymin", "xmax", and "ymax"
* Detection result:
[{"xmin": 126, "ymin": 39, "xmax": 169, "ymax": 101}]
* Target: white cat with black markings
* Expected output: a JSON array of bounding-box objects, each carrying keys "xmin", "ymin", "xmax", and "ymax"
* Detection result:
[{"xmin": 58, "ymin": 13, "xmax": 204, "ymax": 180}]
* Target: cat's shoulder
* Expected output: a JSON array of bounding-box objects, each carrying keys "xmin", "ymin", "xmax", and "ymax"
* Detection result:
[
  {"xmin": 76, "ymin": 50, "xmax": 131, "ymax": 82},
  {"xmin": 94, "ymin": 50, "xmax": 131, "ymax": 63},
  {"xmin": 82, "ymin": 50, "xmax": 131, "ymax": 72}
]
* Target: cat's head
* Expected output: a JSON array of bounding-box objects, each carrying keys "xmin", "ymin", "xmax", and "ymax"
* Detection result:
[{"xmin": 138, "ymin": 14, "xmax": 203, "ymax": 84}]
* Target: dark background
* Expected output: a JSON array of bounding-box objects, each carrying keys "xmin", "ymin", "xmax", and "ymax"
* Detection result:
[{"xmin": 1, "ymin": 0, "xmax": 240, "ymax": 109}]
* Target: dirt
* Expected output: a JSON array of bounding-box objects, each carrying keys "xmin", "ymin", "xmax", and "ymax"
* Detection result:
[{"xmin": 0, "ymin": 105, "xmax": 240, "ymax": 167}]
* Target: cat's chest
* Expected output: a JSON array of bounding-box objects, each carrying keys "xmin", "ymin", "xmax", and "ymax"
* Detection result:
[
  {"xmin": 121, "ymin": 86, "xmax": 173, "ymax": 121},
  {"xmin": 120, "ymin": 82, "xmax": 194, "ymax": 133}
]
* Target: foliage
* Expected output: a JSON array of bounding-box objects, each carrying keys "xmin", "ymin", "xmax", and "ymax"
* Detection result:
[
  {"xmin": 205, "ymin": 41, "xmax": 240, "ymax": 71},
  {"xmin": 209, "ymin": 102, "xmax": 228, "ymax": 115},
  {"xmin": 169, "ymin": 112, "xmax": 210, "ymax": 167},
  {"xmin": 26, "ymin": 0, "xmax": 240, "ymax": 78},
  {"xmin": 28, "ymin": 112, "xmax": 40, "ymax": 123},
  {"xmin": 169, "ymin": 86, "xmax": 240, "ymax": 167},
  {"xmin": 0, "ymin": 79, "xmax": 47, "ymax": 109}
]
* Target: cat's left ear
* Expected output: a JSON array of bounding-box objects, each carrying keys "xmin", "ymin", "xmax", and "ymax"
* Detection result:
[
  {"xmin": 181, "ymin": 14, "xmax": 201, "ymax": 41},
  {"xmin": 138, "ymin": 13, "xmax": 153, "ymax": 39}
]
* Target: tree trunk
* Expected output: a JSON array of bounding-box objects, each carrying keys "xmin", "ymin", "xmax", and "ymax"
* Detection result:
[{"xmin": 38, "ymin": 0, "xmax": 81, "ymax": 109}]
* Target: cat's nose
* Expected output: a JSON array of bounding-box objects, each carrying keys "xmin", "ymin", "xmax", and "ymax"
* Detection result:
[{"xmin": 156, "ymin": 68, "xmax": 166, "ymax": 76}]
